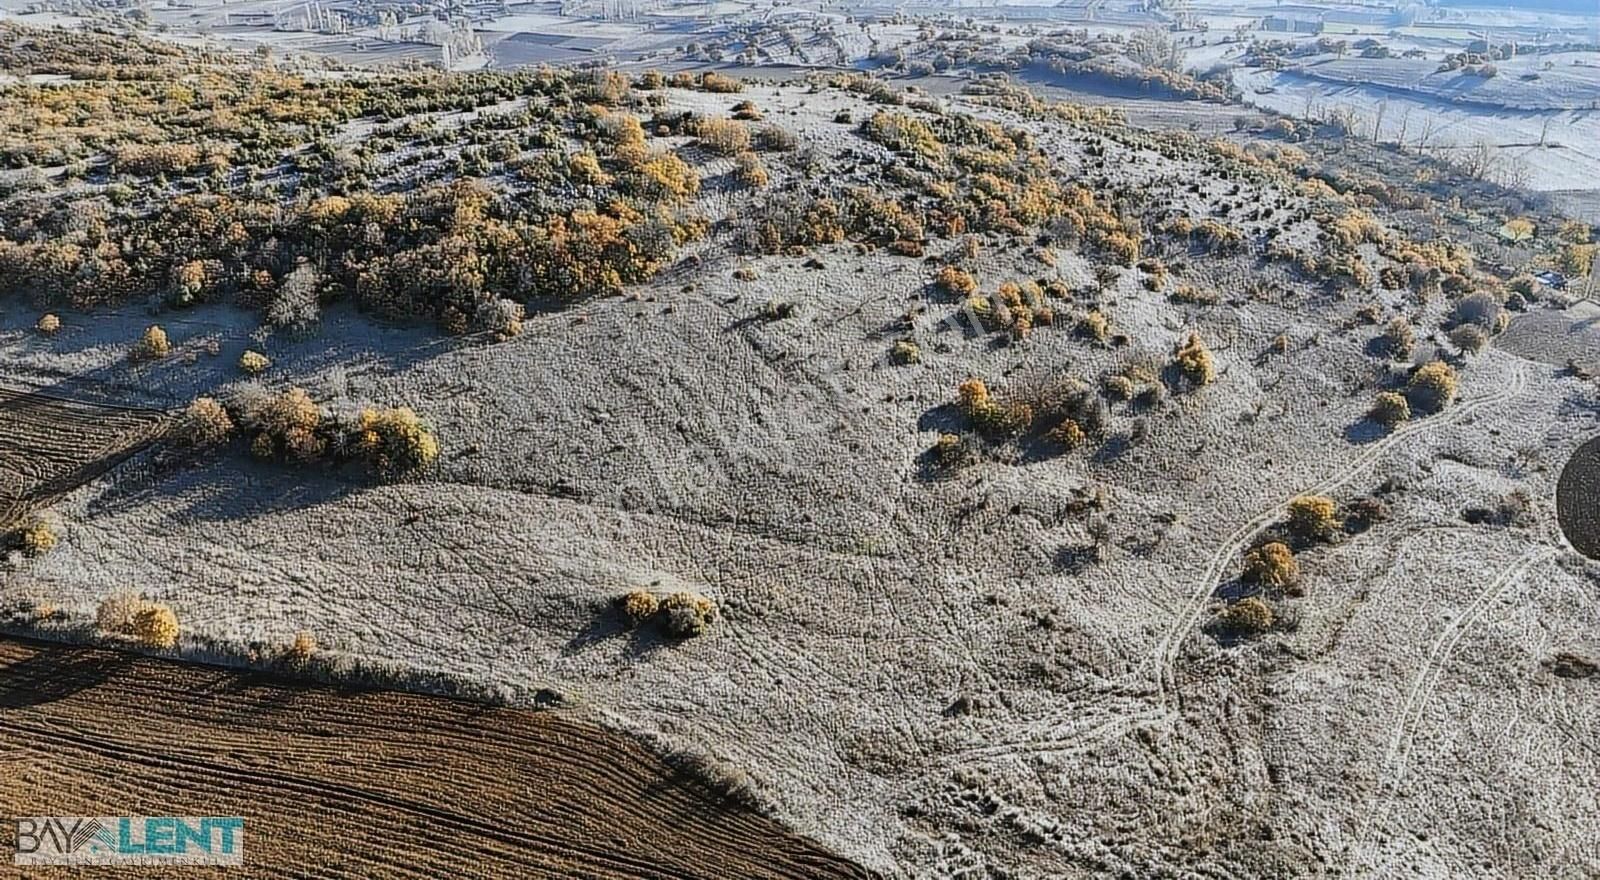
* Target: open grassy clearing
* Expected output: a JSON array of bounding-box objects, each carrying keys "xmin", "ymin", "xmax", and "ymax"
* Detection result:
[{"xmin": 2, "ymin": 23, "xmax": 1600, "ymax": 878}]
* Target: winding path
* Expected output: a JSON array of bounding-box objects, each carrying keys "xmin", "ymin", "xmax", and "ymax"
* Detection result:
[
  {"xmin": 1148, "ymin": 357, "xmax": 1531, "ymax": 710},
  {"xmin": 1348, "ymin": 545, "xmax": 1555, "ymax": 875}
]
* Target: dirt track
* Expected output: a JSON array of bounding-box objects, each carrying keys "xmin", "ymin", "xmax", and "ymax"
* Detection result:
[{"xmin": 0, "ymin": 637, "xmax": 874, "ymax": 879}]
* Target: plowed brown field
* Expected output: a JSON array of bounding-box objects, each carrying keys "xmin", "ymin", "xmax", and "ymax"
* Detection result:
[
  {"xmin": 0, "ymin": 637, "xmax": 875, "ymax": 879},
  {"xmin": 0, "ymin": 386, "xmax": 167, "ymax": 527}
]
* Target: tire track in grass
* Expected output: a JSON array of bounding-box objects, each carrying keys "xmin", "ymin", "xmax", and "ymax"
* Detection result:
[
  {"xmin": 949, "ymin": 357, "xmax": 1532, "ymax": 772},
  {"xmin": 1348, "ymin": 545, "xmax": 1555, "ymax": 876},
  {"xmin": 1149, "ymin": 357, "xmax": 1530, "ymax": 712}
]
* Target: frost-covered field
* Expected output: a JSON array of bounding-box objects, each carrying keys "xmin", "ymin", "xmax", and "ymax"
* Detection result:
[
  {"xmin": 4, "ymin": 73, "xmax": 1600, "ymax": 879},
  {"xmin": 1237, "ymin": 67, "xmax": 1600, "ymax": 203}
]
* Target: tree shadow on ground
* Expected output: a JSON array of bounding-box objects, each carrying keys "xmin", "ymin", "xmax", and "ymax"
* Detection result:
[
  {"xmin": 0, "ymin": 640, "xmax": 135, "ymax": 709},
  {"xmin": 84, "ymin": 453, "xmax": 360, "ymax": 527},
  {"xmin": 916, "ymin": 402, "xmax": 969, "ymax": 435},
  {"xmin": 5, "ymin": 300, "xmax": 459, "ymax": 411},
  {"xmin": 1343, "ymin": 418, "xmax": 1390, "ymax": 445},
  {"xmin": 1211, "ymin": 576, "xmax": 1257, "ymax": 603},
  {"xmin": 561, "ymin": 607, "xmax": 677, "ymax": 661}
]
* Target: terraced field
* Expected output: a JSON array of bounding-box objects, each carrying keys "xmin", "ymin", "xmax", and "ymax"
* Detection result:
[
  {"xmin": 0, "ymin": 637, "xmax": 874, "ymax": 879},
  {"xmin": 0, "ymin": 387, "xmax": 168, "ymax": 528}
]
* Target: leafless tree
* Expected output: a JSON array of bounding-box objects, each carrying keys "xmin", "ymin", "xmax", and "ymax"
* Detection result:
[
  {"xmin": 1127, "ymin": 26, "xmax": 1183, "ymax": 71},
  {"xmin": 267, "ymin": 262, "xmax": 322, "ymax": 334},
  {"xmin": 1457, "ymin": 141, "xmax": 1499, "ymax": 180}
]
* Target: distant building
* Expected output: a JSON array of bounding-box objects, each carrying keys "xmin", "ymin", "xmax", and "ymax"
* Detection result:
[
  {"xmin": 1322, "ymin": 8, "xmax": 1396, "ymax": 26},
  {"xmin": 1534, "ymin": 270, "xmax": 1568, "ymax": 290},
  {"xmin": 1262, "ymin": 15, "xmax": 1323, "ymax": 34}
]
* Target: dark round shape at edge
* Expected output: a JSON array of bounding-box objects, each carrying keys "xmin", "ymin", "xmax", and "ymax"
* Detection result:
[{"xmin": 1557, "ymin": 435, "xmax": 1600, "ymax": 559}]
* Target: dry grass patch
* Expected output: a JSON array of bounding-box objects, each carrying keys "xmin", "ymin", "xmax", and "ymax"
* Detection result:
[
  {"xmin": 661, "ymin": 592, "xmax": 717, "ymax": 638},
  {"xmin": 618, "ymin": 590, "xmax": 661, "ymax": 628},
  {"xmin": 96, "ymin": 592, "xmax": 180, "ymax": 649},
  {"xmin": 238, "ymin": 350, "xmax": 270, "ymax": 375},
  {"xmin": 1243, "ymin": 541, "xmax": 1301, "ymax": 592},
  {"xmin": 178, "ymin": 397, "xmax": 234, "ymax": 447},
  {"xmin": 696, "ymin": 118, "xmax": 751, "ymax": 156},
  {"xmin": 354, "ymin": 407, "xmax": 441, "ymax": 477},
  {"xmin": 130, "ymin": 325, "xmax": 171, "ymax": 361},
  {"xmin": 1217, "ymin": 597, "xmax": 1274, "ymax": 635},
  {"xmin": 9, "ymin": 516, "xmax": 57, "ymax": 557},
  {"xmin": 1369, "ymin": 391, "xmax": 1410, "ymax": 427},
  {"xmin": 1173, "ymin": 333, "xmax": 1215, "ymax": 385},
  {"xmin": 1287, "ymin": 495, "xmax": 1341, "ymax": 541},
  {"xmin": 285, "ymin": 631, "xmax": 318, "ymax": 665},
  {"xmin": 1407, "ymin": 360, "xmax": 1458, "ymax": 413}
]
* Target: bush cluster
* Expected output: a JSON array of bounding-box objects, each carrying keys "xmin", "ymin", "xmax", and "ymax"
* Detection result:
[
  {"xmin": 130, "ymin": 325, "xmax": 171, "ymax": 361},
  {"xmin": 1369, "ymin": 391, "xmax": 1411, "ymax": 427},
  {"xmin": 97, "ymin": 592, "xmax": 180, "ymax": 649},
  {"xmin": 955, "ymin": 378, "xmax": 1033, "ymax": 437},
  {"xmin": 1242, "ymin": 541, "xmax": 1300, "ymax": 591},
  {"xmin": 354, "ymin": 407, "xmax": 442, "ymax": 478},
  {"xmin": 178, "ymin": 397, "xmax": 235, "ymax": 447},
  {"xmin": 615, "ymin": 589, "xmax": 717, "ymax": 638},
  {"xmin": 7, "ymin": 516, "xmax": 57, "ymax": 557},
  {"xmin": 1217, "ymin": 596, "xmax": 1274, "ymax": 635}
]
